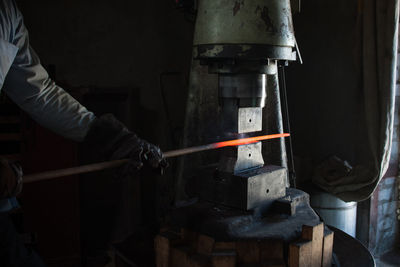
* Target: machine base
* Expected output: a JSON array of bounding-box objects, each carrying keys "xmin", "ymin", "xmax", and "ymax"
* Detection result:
[{"xmin": 172, "ymin": 188, "xmax": 320, "ymax": 242}]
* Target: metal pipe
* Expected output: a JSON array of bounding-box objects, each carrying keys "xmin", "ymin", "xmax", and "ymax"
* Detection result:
[
  {"xmin": 278, "ymin": 66, "xmax": 297, "ymax": 188},
  {"xmin": 23, "ymin": 133, "xmax": 289, "ymax": 184},
  {"xmin": 264, "ymin": 72, "xmax": 289, "ymax": 186}
]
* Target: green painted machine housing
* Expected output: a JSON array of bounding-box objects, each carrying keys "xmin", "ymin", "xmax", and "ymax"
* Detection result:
[{"xmin": 194, "ymin": 0, "xmax": 296, "ymax": 61}]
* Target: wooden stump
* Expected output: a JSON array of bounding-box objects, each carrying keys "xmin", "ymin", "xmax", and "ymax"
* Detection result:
[
  {"xmin": 322, "ymin": 230, "xmax": 334, "ymax": 267},
  {"xmin": 301, "ymin": 223, "xmax": 324, "ymax": 267},
  {"xmin": 154, "ymin": 225, "xmax": 333, "ymax": 267},
  {"xmin": 289, "ymin": 240, "xmax": 312, "ymax": 267}
]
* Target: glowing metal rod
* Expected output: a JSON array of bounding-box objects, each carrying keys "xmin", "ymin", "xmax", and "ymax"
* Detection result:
[
  {"xmin": 23, "ymin": 133, "xmax": 290, "ymax": 184},
  {"xmin": 164, "ymin": 133, "xmax": 290, "ymax": 157}
]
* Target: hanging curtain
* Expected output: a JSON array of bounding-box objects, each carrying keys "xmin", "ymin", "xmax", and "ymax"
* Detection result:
[{"xmin": 313, "ymin": 0, "xmax": 399, "ymax": 201}]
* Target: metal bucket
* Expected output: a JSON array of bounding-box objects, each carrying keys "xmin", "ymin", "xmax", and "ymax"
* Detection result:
[{"xmin": 310, "ymin": 190, "xmax": 357, "ymax": 237}]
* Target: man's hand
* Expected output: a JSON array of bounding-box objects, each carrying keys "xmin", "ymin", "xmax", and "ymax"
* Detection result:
[
  {"xmin": 0, "ymin": 158, "xmax": 23, "ymax": 199},
  {"xmin": 84, "ymin": 114, "xmax": 168, "ymax": 174}
]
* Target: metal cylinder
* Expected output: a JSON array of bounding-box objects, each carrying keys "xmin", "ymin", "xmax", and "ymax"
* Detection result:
[
  {"xmin": 310, "ymin": 190, "xmax": 358, "ymax": 237},
  {"xmin": 193, "ymin": 0, "xmax": 297, "ymax": 61},
  {"xmin": 194, "ymin": 0, "xmax": 295, "ymax": 47}
]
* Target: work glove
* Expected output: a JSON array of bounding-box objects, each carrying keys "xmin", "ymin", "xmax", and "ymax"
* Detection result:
[
  {"xmin": 84, "ymin": 114, "xmax": 168, "ymax": 174},
  {"xmin": 0, "ymin": 158, "xmax": 23, "ymax": 199}
]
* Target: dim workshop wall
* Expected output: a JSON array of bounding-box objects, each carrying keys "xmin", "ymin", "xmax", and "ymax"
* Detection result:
[
  {"xmin": 17, "ymin": 0, "xmax": 194, "ymax": 149},
  {"xmin": 15, "ymin": 0, "xmax": 195, "ymax": 264}
]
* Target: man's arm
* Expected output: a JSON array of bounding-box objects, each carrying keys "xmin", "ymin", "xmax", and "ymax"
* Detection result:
[
  {"xmin": 2, "ymin": 0, "xmax": 95, "ymax": 141},
  {"xmin": 1, "ymin": 1, "xmax": 167, "ymax": 173}
]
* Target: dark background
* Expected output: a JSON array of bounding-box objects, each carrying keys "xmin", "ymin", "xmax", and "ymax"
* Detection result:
[
  {"xmin": 3, "ymin": 0, "xmax": 397, "ymax": 266},
  {"xmin": 15, "ymin": 1, "xmax": 194, "ymax": 266}
]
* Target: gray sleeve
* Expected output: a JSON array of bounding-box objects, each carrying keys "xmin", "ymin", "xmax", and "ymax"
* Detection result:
[{"xmin": 2, "ymin": 1, "xmax": 95, "ymax": 142}]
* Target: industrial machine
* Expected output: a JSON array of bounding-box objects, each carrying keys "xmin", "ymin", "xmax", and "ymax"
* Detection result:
[
  {"xmin": 157, "ymin": 1, "xmax": 333, "ymax": 266},
  {"xmin": 192, "ymin": 0, "xmax": 296, "ymax": 210}
]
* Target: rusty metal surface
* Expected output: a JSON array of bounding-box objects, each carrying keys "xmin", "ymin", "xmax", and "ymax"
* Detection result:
[{"xmin": 194, "ymin": 0, "xmax": 296, "ymax": 47}]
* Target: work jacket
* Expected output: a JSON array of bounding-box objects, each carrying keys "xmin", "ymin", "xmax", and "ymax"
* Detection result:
[{"xmin": 0, "ymin": 0, "xmax": 95, "ymax": 211}]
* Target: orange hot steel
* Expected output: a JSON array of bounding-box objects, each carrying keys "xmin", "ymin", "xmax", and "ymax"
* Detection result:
[
  {"xmin": 23, "ymin": 133, "xmax": 291, "ymax": 184},
  {"xmin": 163, "ymin": 133, "xmax": 291, "ymax": 158},
  {"xmin": 213, "ymin": 133, "xmax": 290, "ymax": 148}
]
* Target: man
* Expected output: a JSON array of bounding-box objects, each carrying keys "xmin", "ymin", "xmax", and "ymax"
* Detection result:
[{"xmin": 0, "ymin": 0, "xmax": 167, "ymax": 265}]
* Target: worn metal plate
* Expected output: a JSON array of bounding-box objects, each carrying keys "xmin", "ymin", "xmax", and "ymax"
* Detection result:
[
  {"xmin": 201, "ymin": 165, "xmax": 287, "ymax": 210},
  {"xmin": 218, "ymin": 142, "xmax": 264, "ymax": 174},
  {"xmin": 236, "ymin": 142, "xmax": 264, "ymax": 172},
  {"xmin": 238, "ymin": 107, "xmax": 262, "ymax": 133},
  {"xmin": 245, "ymin": 165, "xmax": 286, "ymax": 209}
]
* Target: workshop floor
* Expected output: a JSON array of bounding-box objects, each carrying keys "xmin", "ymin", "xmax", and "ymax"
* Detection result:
[{"xmin": 375, "ymin": 249, "xmax": 400, "ymax": 267}]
